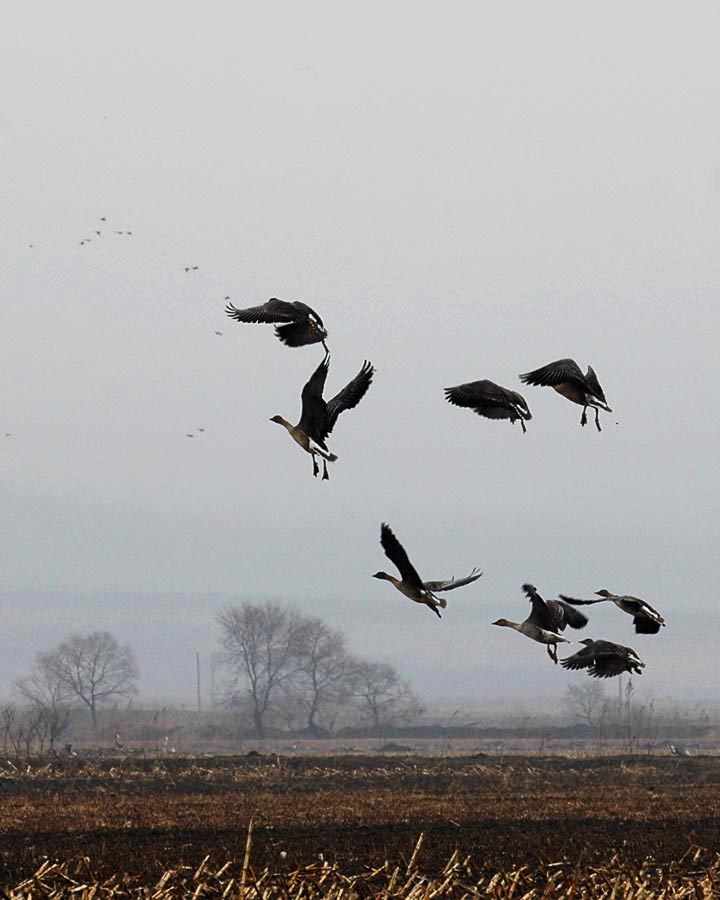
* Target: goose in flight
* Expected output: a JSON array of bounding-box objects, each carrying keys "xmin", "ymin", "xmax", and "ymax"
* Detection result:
[
  {"xmin": 444, "ymin": 380, "xmax": 532, "ymax": 433},
  {"xmin": 522, "ymin": 584, "xmax": 589, "ymax": 637},
  {"xmin": 492, "ymin": 618, "xmax": 571, "ymax": 662},
  {"xmin": 519, "ymin": 358, "xmax": 611, "ymax": 431},
  {"xmin": 492, "ymin": 584, "xmax": 587, "ymax": 663},
  {"xmin": 373, "ymin": 523, "xmax": 482, "ymax": 619},
  {"xmin": 270, "ymin": 352, "xmax": 373, "ymax": 480},
  {"xmin": 225, "ymin": 298, "xmax": 328, "ymax": 350},
  {"xmin": 560, "ymin": 638, "xmax": 645, "ymax": 678},
  {"xmin": 559, "ymin": 589, "xmax": 666, "ymax": 634}
]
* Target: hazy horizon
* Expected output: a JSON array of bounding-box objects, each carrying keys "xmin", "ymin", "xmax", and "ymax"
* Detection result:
[{"xmin": 3, "ymin": 3, "xmax": 719, "ymax": 713}]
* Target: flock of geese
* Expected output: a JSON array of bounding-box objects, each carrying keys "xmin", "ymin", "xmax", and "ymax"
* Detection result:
[{"xmin": 225, "ymin": 296, "xmax": 665, "ymax": 681}]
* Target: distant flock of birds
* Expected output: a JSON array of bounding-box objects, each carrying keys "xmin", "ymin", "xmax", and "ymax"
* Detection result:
[{"xmin": 223, "ymin": 296, "xmax": 664, "ymax": 681}]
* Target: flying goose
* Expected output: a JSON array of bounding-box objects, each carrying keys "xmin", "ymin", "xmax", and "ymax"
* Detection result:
[
  {"xmin": 492, "ymin": 584, "xmax": 586, "ymax": 663},
  {"xmin": 559, "ymin": 589, "xmax": 666, "ymax": 634},
  {"xmin": 373, "ymin": 523, "xmax": 482, "ymax": 619},
  {"xmin": 270, "ymin": 352, "xmax": 373, "ymax": 480},
  {"xmin": 560, "ymin": 638, "xmax": 645, "ymax": 678},
  {"xmin": 492, "ymin": 618, "xmax": 571, "ymax": 662},
  {"xmin": 225, "ymin": 298, "xmax": 328, "ymax": 350},
  {"xmin": 522, "ymin": 584, "xmax": 589, "ymax": 637},
  {"xmin": 444, "ymin": 380, "xmax": 532, "ymax": 433},
  {"xmin": 519, "ymin": 358, "xmax": 611, "ymax": 431}
]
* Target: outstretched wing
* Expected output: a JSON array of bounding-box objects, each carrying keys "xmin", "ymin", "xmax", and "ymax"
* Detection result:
[
  {"xmin": 424, "ymin": 568, "xmax": 483, "ymax": 592},
  {"xmin": 445, "ymin": 380, "xmax": 531, "ymax": 419},
  {"xmin": 297, "ymin": 355, "xmax": 331, "ymax": 441},
  {"xmin": 558, "ymin": 594, "xmax": 607, "ymax": 606},
  {"xmin": 323, "ymin": 360, "xmax": 374, "ymax": 439},
  {"xmin": 523, "ymin": 583, "xmax": 558, "ymax": 632},
  {"xmin": 519, "ymin": 359, "xmax": 584, "ymax": 387},
  {"xmin": 559, "ymin": 645, "xmax": 595, "ymax": 671},
  {"xmin": 588, "ymin": 658, "xmax": 633, "ymax": 678},
  {"xmin": 554, "ymin": 600, "xmax": 589, "ymax": 630},
  {"xmin": 225, "ymin": 298, "xmax": 300, "ymax": 324},
  {"xmin": 380, "ymin": 523, "xmax": 424, "ymax": 590},
  {"xmin": 588, "ymin": 641, "xmax": 644, "ymax": 678}
]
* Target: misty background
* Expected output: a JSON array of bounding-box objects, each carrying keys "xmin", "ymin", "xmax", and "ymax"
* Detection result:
[{"xmin": 2, "ymin": 3, "xmax": 719, "ymax": 713}]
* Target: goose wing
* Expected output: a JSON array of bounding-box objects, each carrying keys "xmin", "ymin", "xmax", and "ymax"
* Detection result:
[
  {"xmin": 424, "ymin": 568, "xmax": 483, "ymax": 592},
  {"xmin": 587, "ymin": 640, "xmax": 644, "ymax": 678},
  {"xmin": 553, "ymin": 599, "xmax": 589, "ymax": 630},
  {"xmin": 322, "ymin": 360, "xmax": 374, "ymax": 439},
  {"xmin": 274, "ymin": 301, "xmax": 327, "ymax": 347},
  {"xmin": 519, "ymin": 358, "xmax": 584, "ymax": 387},
  {"xmin": 445, "ymin": 380, "xmax": 531, "ymax": 419},
  {"xmin": 560, "ymin": 644, "xmax": 596, "ymax": 671},
  {"xmin": 584, "ymin": 365, "xmax": 609, "ymax": 405},
  {"xmin": 587, "ymin": 649, "xmax": 639, "ymax": 678},
  {"xmin": 274, "ymin": 321, "xmax": 324, "ymax": 347},
  {"xmin": 622, "ymin": 595, "xmax": 666, "ymax": 623},
  {"xmin": 225, "ymin": 298, "xmax": 303, "ymax": 325},
  {"xmin": 633, "ymin": 616, "xmax": 662, "ymax": 634},
  {"xmin": 380, "ymin": 523, "xmax": 425, "ymax": 591},
  {"xmin": 558, "ymin": 594, "xmax": 608, "ymax": 607},
  {"xmin": 523, "ymin": 584, "xmax": 558, "ymax": 632},
  {"xmin": 297, "ymin": 355, "xmax": 330, "ymax": 441}
]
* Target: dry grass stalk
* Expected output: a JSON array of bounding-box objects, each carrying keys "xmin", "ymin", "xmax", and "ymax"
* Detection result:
[{"xmin": 4, "ymin": 850, "xmax": 720, "ymax": 899}]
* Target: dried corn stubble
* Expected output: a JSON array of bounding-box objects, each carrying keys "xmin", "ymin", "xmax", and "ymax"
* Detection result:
[{"xmin": 4, "ymin": 849, "xmax": 720, "ymax": 899}]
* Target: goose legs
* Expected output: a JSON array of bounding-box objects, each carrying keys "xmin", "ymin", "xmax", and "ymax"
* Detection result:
[
  {"xmin": 581, "ymin": 404, "xmax": 603, "ymax": 431},
  {"xmin": 310, "ymin": 452, "xmax": 330, "ymax": 480}
]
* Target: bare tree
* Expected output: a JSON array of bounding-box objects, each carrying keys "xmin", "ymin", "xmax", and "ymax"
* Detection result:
[
  {"xmin": 1, "ymin": 701, "xmax": 18, "ymax": 755},
  {"xmin": 350, "ymin": 660, "xmax": 424, "ymax": 736},
  {"xmin": 0, "ymin": 700, "xmax": 41, "ymax": 762},
  {"xmin": 39, "ymin": 632, "xmax": 139, "ymax": 728},
  {"xmin": 15, "ymin": 657, "xmax": 72, "ymax": 752},
  {"xmin": 565, "ymin": 681, "xmax": 609, "ymax": 733},
  {"xmin": 217, "ymin": 602, "xmax": 301, "ymax": 737},
  {"xmin": 291, "ymin": 617, "xmax": 357, "ymax": 736}
]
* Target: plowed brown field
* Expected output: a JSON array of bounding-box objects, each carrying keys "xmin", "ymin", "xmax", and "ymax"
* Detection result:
[{"xmin": 1, "ymin": 754, "xmax": 718, "ymax": 885}]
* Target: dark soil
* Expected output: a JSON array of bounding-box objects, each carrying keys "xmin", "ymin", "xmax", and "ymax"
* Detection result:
[{"xmin": 1, "ymin": 754, "xmax": 718, "ymax": 882}]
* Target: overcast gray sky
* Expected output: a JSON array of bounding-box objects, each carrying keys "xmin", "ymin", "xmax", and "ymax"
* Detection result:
[{"xmin": 2, "ymin": 2, "xmax": 719, "ymax": 710}]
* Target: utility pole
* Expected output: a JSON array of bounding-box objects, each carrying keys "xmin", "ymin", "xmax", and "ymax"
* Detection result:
[{"xmin": 196, "ymin": 652, "xmax": 202, "ymax": 713}]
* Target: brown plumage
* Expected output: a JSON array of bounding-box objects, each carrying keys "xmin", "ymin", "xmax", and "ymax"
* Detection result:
[
  {"xmin": 225, "ymin": 298, "xmax": 328, "ymax": 350},
  {"xmin": 560, "ymin": 638, "xmax": 645, "ymax": 678},
  {"xmin": 270, "ymin": 352, "xmax": 373, "ymax": 480},
  {"xmin": 373, "ymin": 523, "xmax": 482, "ymax": 619},
  {"xmin": 444, "ymin": 379, "xmax": 532, "ymax": 433},
  {"xmin": 493, "ymin": 584, "xmax": 587, "ymax": 663},
  {"xmin": 559, "ymin": 589, "xmax": 666, "ymax": 634},
  {"xmin": 519, "ymin": 358, "xmax": 611, "ymax": 430},
  {"xmin": 522, "ymin": 584, "xmax": 589, "ymax": 634},
  {"xmin": 492, "ymin": 619, "xmax": 571, "ymax": 662}
]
